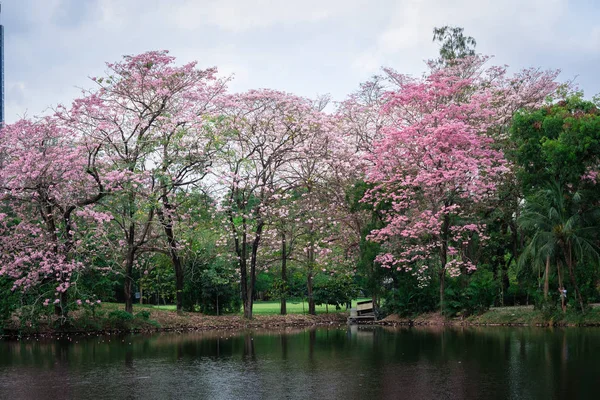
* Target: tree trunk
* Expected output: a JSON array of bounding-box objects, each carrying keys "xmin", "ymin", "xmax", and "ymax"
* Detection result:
[
  {"xmin": 54, "ymin": 291, "xmax": 68, "ymax": 320},
  {"xmin": 557, "ymin": 261, "xmax": 565, "ymax": 313},
  {"xmin": 502, "ymin": 255, "xmax": 511, "ymax": 302},
  {"xmin": 244, "ymin": 222, "xmax": 264, "ymax": 319},
  {"xmin": 174, "ymin": 257, "xmax": 184, "ymax": 313},
  {"xmin": 237, "ymin": 214, "xmax": 252, "ymax": 319},
  {"xmin": 544, "ymin": 256, "xmax": 550, "ymax": 300},
  {"xmin": 158, "ymin": 194, "xmax": 185, "ymax": 313},
  {"xmin": 439, "ymin": 214, "xmax": 450, "ymax": 314},
  {"xmin": 240, "ymin": 254, "xmax": 250, "ymax": 318},
  {"xmin": 241, "ymin": 264, "xmax": 253, "ymax": 319},
  {"xmin": 566, "ymin": 243, "xmax": 585, "ymax": 313},
  {"xmin": 243, "ymin": 294, "xmax": 254, "ymax": 319},
  {"xmin": 307, "ymin": 272, "xmax": 315, "ymax": 315},
  {"xmin": 439, "ymin": 269, "xmax": 445, "ymax": 314},
  {"xmin": 307, "ymin": 237, "xmax": 316, "ymax": 315},
  {"xmin": 280, "ymin": 233, "xmax": 287, "ymax": 315},
  {"xmin": 280, "ymin": 295, "xmax": 287, "ymax": 316},
  {"xmin": 124, "ymin": 247, "xmax": 135, "ymax": 314}
]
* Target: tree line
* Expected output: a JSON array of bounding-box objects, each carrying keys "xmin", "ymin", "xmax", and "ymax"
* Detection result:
[{"xmin": 0, "ymin": 27, "xmax": 598, "ymax": 323}]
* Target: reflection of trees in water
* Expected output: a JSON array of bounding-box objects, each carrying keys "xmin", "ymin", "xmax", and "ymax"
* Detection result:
[
  {"xmin": 280, "ymin": 334, "xmax": 288, "ymax": 361},
  {"xmin": 243, "ymin": 333, "xmax": 256, "ymax": 361},
  {"xmin": 308, "ymin": 328, "xmax": 316, "ymax": 362},
  {"xmin": 0, "ymin": 327, "xmax": 599, "ymax": 399}
]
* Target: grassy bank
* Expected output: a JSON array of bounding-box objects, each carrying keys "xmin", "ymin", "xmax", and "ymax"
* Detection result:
[
  {"xmin": 381, "ymin": 305, "xmax": 600, "ymax": 327},
  {"xmin": 9, "ymin": 302, "xmax": 600, "ymax": 336},
  {"xmin": 2, "ymin": 300, "xmax": 357, "ymax": 336}
]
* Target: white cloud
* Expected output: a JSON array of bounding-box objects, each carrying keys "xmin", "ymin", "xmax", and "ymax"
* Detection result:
[
  {"xmin": 350, "ymin": 0, "xmax": 582, "ymax": 76},
  {"xmin": 3, "ymin": 0, "xmax": 600, "ymax": 123},
  {"xmin": 169, "ymin": 0, "xmax": 369, "ymax": 32}
]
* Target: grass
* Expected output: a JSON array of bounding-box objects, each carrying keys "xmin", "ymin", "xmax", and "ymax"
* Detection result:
[
  {"xmin": 250, "ymin": 298, "xmax": 370, "ymax": 315},
  {"xmin": 101, "ymin": 298, "xmax": 371, "ymax": 315},
  {"xmin": 466, "ymin": 305, "xmax": 600, "ymax": 326},
  {"xmin": 466, "ymin": 305, "xmax": 544, "ymax": 325}
]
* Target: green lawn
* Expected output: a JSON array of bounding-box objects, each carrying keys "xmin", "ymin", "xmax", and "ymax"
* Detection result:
[
  {"xmin": 102, "ymin": 299, "xmax": 370, "ymax": 315},
  {"xmin": 250, "ymin": 299, "xmax": 370, "ymax": 315}
]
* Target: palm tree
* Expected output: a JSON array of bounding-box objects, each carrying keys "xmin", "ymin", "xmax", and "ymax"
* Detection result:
[{"xmin": 519, "ymin": 181, "xmax": 600, "ymax": 313}]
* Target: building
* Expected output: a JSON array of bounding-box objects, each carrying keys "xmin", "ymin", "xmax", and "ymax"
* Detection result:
[{"xmin": 0, "ymin": 6, "xmax": 4, "ymax": 125}]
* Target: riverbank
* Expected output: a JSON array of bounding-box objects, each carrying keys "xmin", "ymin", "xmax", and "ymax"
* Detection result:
[
  {"xmin": 1, "ymin": 304, "xmax": 349, "ymax": 337},
  {"xmin": 7, "ymin": 304, "xmax": 600, "ymax": 337},
  {"xmin": 379, "ymin": 305, "xmax": 600, "ymax": 327}
]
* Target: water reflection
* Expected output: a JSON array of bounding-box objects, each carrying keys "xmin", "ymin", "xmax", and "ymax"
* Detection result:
[{"xmin": 1, "ymin": 326, "xmax": 600, "ymax": 399}]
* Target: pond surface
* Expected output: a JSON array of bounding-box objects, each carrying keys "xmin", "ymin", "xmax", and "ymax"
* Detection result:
[{"xmin": 1, "ymin": 325, "xmax": 599, "ymax": 399}]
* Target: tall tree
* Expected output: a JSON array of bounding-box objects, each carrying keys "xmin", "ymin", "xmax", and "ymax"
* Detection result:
[
  {"xmin": 0, "ymin": 118, "xmax": 104, "ymax": 319},
  {"xmin": 519, "ymin": 181, "xmax": 600, "ymax": 312},
  {"xmin": 213, "ymin": 89, "xmax": 327, "ymax": 319},
  {"xmin": 59, "ymin": 50, "xmax": 224, "ymax": 313},
  {"xmin": 513, "ymin": 95, "xmax": 600, "ymax": 311},
  {"xmin": 432, "ymin": 26, "xmax": 477, "ymax": 66},
  {"xmin": 365, "ymin": 56, "xmax": 559, "ymax": 312}
]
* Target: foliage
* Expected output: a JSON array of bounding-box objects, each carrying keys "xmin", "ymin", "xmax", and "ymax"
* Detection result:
[
  {"xmin": 380, "ymin": 271, "xmax": 439, "ymax": 317},
  {"xmin": 0, "ymin": 277, "xmax": 20, "ymax": 325},
  {"xmin": 518, "ymin": 181, "xmax": 599, "ymax": 311},
  {"xmin": 365, "ymin": 55, "xmax": 558, "ymax": 313},
  {"xmin": 432, "ymin": 25, "xmax": 477, "ymax": 65},
  {"xmin": 139, "ymin": 256, "xmax": 177, "ymax": 305},
  {"xmin": 196, "ymin": 259, "xmax": 241, "ymax": 315},
  {"xmin": 106, "ymin": 309, "xmax": 160, "ymax": 330},
  {"xmin": 313, "ymin": 274, "xmax": 358, "ymax": 311},
  {"xmin": 444, "ymin": 270, "xmax": 499, "ymax": 317},
  {"xmin": 511, "ymin": 95, "xmax": 600, "ymax": 196},
  {"xmin": 2, "ymin": 34, "xmax": 591, "ymax": 325}
]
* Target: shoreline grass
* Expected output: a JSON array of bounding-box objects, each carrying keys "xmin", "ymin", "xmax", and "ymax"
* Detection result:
[{"xmin": 381, "ymin": 305, "xmax": 600, "ymax": 327}]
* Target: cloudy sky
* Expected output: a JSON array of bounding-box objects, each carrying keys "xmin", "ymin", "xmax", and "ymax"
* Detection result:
[{"xmin": 2, "ymin": 0, "xmax": 599, "ymax": 123}]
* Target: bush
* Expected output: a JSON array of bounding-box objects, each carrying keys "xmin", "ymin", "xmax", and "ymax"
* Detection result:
[
  {"xmin": 0, "ymin": 277, "xmax": 19, "ymax": 325},
  {"xmin": 313, "ymin": 275, "xmax": 358, "ymax": 311},
  {"xmin": 107, "ymin": 310, "xmax": 134, "ymax": 329},
  {"xmin": 108, "ymin": 310, "xmax": 134, "ymax": 322},
  {"xmin": 445, "ymin": 271, "xmax": 498, "ymax": 317},
  {"xmin": 135, "ymin": 310, "xmax": 151, "ymax": 321},
  {"xmin": 380, "ymin": 271, "xmax": 438, "ymax": 317},
  {"xmin": 106, "ymin": 309, "xmax": 160, "ymax": 330}
]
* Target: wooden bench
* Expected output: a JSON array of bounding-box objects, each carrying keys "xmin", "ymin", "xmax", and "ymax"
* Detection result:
[{"xmin": 348, "ymin": 300, "xmax": 376, "ymax": 324}]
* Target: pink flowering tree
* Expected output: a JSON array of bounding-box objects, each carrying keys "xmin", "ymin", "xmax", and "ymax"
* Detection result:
[
  {"xmin": 58, "ymin": 50, "xmax": 226, "ymax": 313},
  {"xmin": 365, "ymin": 56, "xmax": 560, "ymax": 311},
  {"xmin": 336, "ymin": 75, "xmax": 393, "ymax": 156},
  {"xmin": 212, "ymin": 89, "xmax": 329, "ymax": 319},
  {"xmin": 0, "ymin": 117, "xmax": 105, "ymax": 318},
  {"xmin": 283, "ymin": 118, "xmax": 362, "ymax": 314}
]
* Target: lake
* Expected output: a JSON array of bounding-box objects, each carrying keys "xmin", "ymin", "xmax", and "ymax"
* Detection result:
[{"xmin": 1, "ymin": 325, "xmax": 599, "ymax": 399}]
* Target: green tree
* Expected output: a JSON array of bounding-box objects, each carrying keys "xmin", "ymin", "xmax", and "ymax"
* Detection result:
[
  {"xmin": 512, "ymin": 95, "xmax": 600, "ymax": 312},
  {"xmin": 313, "ymin": 274, "xmax": 358, "ymax": 312},
  {"xmin": 511, "ymin": 95, "xmax": 600, "ymax": 196},
  {"xmin": 432, "ymin": 26, "xmax": 477, "ymax": 65},
  {"xmin": 519, "ymin": 181, "xmax": 600, "ymax": 312}
]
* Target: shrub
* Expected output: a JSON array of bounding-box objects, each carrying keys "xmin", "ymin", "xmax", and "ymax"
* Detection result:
[
  {"xmin": 445, "ymin": 271, "xmax": 498, "ymax": 317},
  {"xmin": 135, "ymin": 310, "xmax": 151, "ymax": 321}
]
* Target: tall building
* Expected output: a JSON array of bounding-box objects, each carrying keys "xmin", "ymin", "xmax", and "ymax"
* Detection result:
[{"xmin": 0, "ymin": 6, "xmax": 4, "ymax": 125}]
